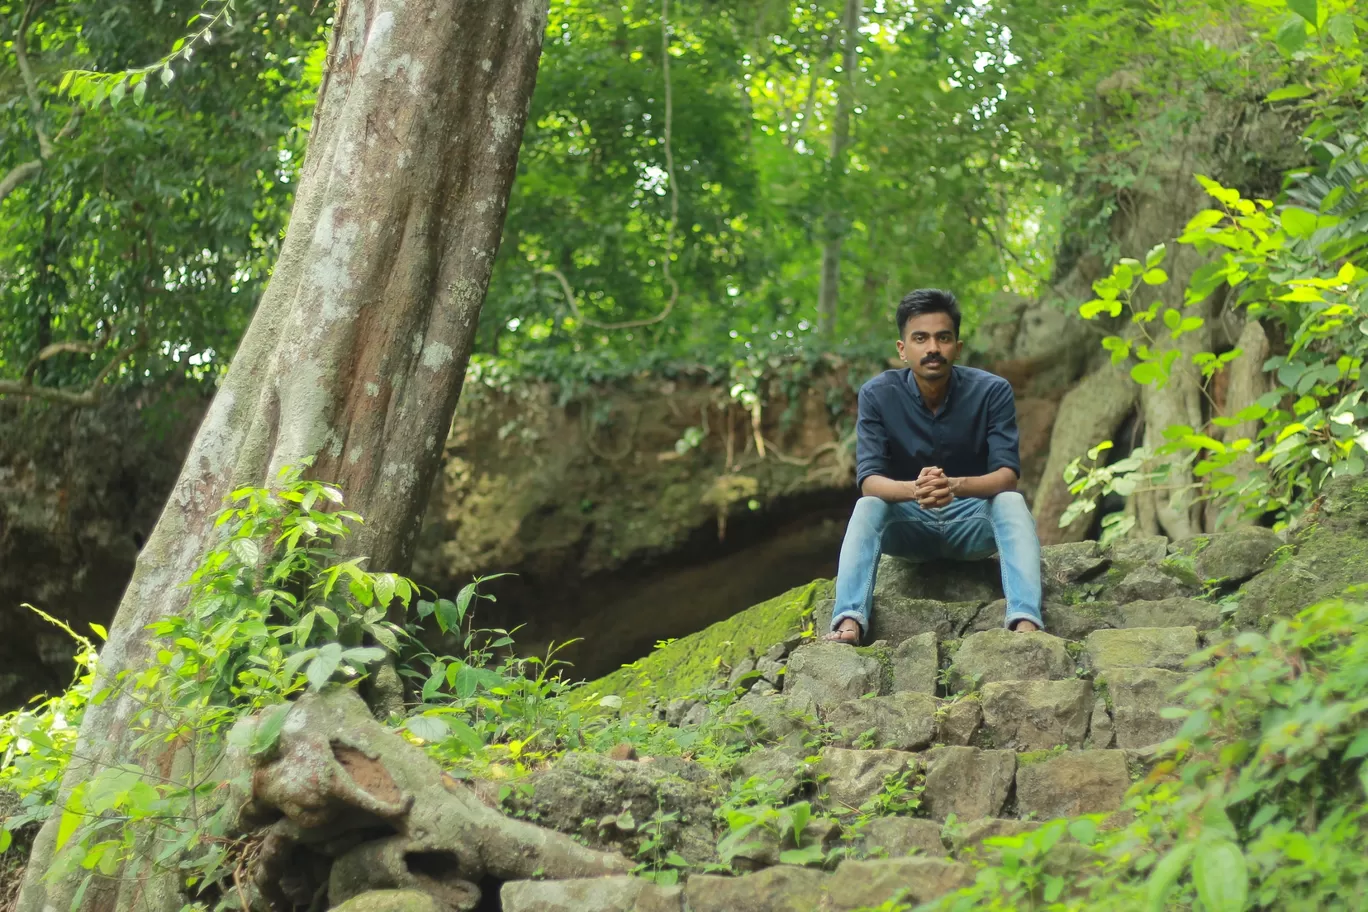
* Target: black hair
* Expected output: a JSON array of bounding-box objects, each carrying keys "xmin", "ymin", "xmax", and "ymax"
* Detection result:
[{"xmin": 896, "ymin": 288, "xmax": 961, "ymax": 338}]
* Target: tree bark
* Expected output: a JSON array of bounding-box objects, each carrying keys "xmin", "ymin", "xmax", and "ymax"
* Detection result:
[
  {"xmin": 17, "ymin": 2, "xmax": 548, "ymax": 910},
  {"xmin": 816, "ymin": 0, "xmax": 861, "ymax": 336}
]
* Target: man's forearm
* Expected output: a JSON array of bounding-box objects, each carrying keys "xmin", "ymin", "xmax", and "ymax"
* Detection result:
[
  {"xmin": 861, "ymin": 474, "xmax": 917, "ymax": 503},
  {"xmin": 950, "ymin": 467, "xmax": 1019, "ymax": 499}
]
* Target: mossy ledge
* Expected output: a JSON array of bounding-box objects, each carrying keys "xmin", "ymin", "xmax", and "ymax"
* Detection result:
[{"xmin": 574, "ymin": 579, "xmax": 832, "ymax": 712}]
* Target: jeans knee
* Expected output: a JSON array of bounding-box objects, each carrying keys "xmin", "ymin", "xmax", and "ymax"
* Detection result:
[{"xmin": 991, "ymin": 490, "xmax": 1027, "ymax": 513}]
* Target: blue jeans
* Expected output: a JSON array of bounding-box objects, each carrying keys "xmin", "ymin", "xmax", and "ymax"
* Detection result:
[{"xmin": 830, "ymin": 492, "xmax": 1044, "ymax": 637}]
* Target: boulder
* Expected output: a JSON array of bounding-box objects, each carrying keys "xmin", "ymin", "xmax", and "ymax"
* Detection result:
[
  {"xmin": 1105, "ymin": 667, "xmax": 1190, "ymax": 748},
  {"xmin": 921, "ymin": 747, "xmax": 1016, "ymax": 821},
  {"xmin": 1106, "ymin": 535, "xmax": 1169, "ymax": 566},
  {"xmin": 818, "ymin": 748, "xmax": 919, "ymax": 813},
  {"xmin": 502, "ymin": 878, "xmax": 683, "ymax": 912},
  {"xmin": 727, "ymin": 656, "xmax": 759, "ymax": 690},
  {"xmin": 512, "ymin": 751, "xmax": 720, "ymax": 864},
  {"xmin": 1111, "ymin": 564, "xmax": 1194, "ymax": 603},
  {"xmin": 1190, "ymin": 527, "xmax": 1282, "ymax": 584},
  {"xmin": 874, "ymin": 554, "xmax": 1003, "ymax": 605},
  {"xmin": 860, "ymin": 816, "xmax": 947, "ymax": 858},
  {"xmin": 936, "ymin": 697, "xmax": 983, "ymax": 746},
  {"xmin": 1041, "ymin": 540, "xmax": 1108, "ymax": 587},
  {"xmin": 823, "ymin": 858, "xmax": 974, "ymax": 909},
  {"xmin": 684, "ymin": 866, "xmax": 827, "ymax": 912},
  {"xmin": 827, "ymin": 694, "xmax": 939, "ymax": 752},
  {"xmin": 721, "ymin": 692, "xmax": 820, "ymax": 750},
  {"xmin": 1015, "ymin": 750, "xmax": 1131, "ymax": 818},
  {"xmin": 331, "ymin": 892, "xmax": 442, "ymax": 912},
  {"xmin": 949, "ymin": 629, "xmax": 1074, "ymax": 691},
  {"xmin": 891, "ymin": 632, "xmax": 939, "ymax": 695},
  {"xmin": 1118, "ymin": 598, "xmax": 1221, "ymax": 631},
  {"xmin": 1234, "ymin": 478, "xmax": 1368, "ymax": 628},
  {"xmin": 733, "ymin": 747, "xmax": 809, "ymax": 797},
  {"xmin": 1041, "ymin": 601, "xmax": 1117, "ymax": 640},
  {"xmin": 980, "ymin": 680, "xmax": 1092, "ymax": 751},
  {"xmin": 1084, "ymin": 627, "xmax": 1199, "ymax": 674},
  {"xmin": 784, "ymin": 644, "xmax": 883, "ymax": 710}
]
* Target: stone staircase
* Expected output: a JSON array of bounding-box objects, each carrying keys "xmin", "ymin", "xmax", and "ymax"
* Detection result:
[{"xmin": 498, "ymin": 531, "xmax": 1281, "ymax": 912}]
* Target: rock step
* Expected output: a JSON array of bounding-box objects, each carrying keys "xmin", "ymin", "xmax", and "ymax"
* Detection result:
[
  {"xmin": 820, "ymin": 746, "xmax": 1136, "ymax": 822},
  {"xmin": 501, "ymin": 857, "xmax": 975, "ymax": 912}
]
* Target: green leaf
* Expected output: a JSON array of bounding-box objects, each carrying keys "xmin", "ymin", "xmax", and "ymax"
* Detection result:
[
  {"xmin": 1286, "ymin": 0, "xmax": 1317, "ymax": 25},
  {"xmin": 1164, "ymin": 309, "xmax": 1181, "ymax": 330},
  {"xmin": 1143, "ymin": 268, "xmax": 1168, "ymax": 285},
  {"xmin": 373, "ymin": 573, "xmax": 396, "ymax": 608},
  {"xmin": 1344, "ymin": 730, "xmax": 1368, "ymax": 761},
  {"xmin": 132, "ymin": 80, "xmax": 147, "ymax": 105},
  {"xmin": 250, "ymin": 703, "xmax": 291, "ymax": 757},
  {"xmin": 230, "ymin": 538, "xmax": 261, "ymax": 567},
  {"xmin": 1131, "ymin": 362, "xmax": 1165, "ymax": 386},
  {"xmin": 0, "ymin": 829, "xmax": 11, "ymax": 854},
  {"xmin": 778, "ymin": 843, "xmax": 827, "ymax": 866},
  {"xmin": 1276, "ymin": 17, "xmax": 1309, "ymax": 53},
  {"xmin": 1149, "ymin": 843, "xmax": 1196, "ymax": 912},
  {"xmin": 306, "ymin": 643, "xmax": 343, "ymax": 690},
  {"xmin": 341, "ymin": 646, "xmax": 387, "ymax": 666},
  {"xmin": 1281, "ymin": 206, "xmax": 1318, "ymax": 238},
  {"xmin": 1192, "ymin": 839, "xmax": 1249, "ymax": 912},
  {"xmin": 405, "ymin": 714, "xmax": 449, "ymax": 741},
  {"xmin": 1326, "ymin": 13, "xmax": 1355, "ymax": 45},
  {"xmin": 1145, "ymin": 244, "xmax": 1167, "ymax": 268},
  {"xmin": 1266, "ymin": 84, "xmax": 1314, "ymax": 101}
]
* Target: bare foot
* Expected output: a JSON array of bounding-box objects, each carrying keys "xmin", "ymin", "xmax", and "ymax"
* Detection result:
[
  {"xmin": 823, "ymin": 618, "xmax": 861, "ymax": 645},
  {"xmin": 1012, "ymin": 619, "xmax": 1040, "ymax": 633}
]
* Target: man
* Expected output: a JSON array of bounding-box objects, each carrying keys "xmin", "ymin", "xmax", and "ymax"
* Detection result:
[{"xmin": 825, "ymin": 288, "xmax": 1043, "ymax": 645}]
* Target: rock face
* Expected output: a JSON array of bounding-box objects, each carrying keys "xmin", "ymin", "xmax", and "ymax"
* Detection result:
[
  {"xmin": 784, "ymin": 644, "xmax": 883, "ymax": 709},
  {"xmin": 980, "ymin": 680, "xmax": 1093, "ymax": 751},
  {"xmin": 950, "ymin": 629, "xmax": 1074, "ymax": 690},
  {"xmin": 891, "ymin": 632, "xmax": 939, "ymax": 694},
  {"xmin": 503, "ymin": 879, "xmax": 683, "ymax": 912},
  {"xmin": 1015, "ymin": 750, "xmax": 1131, "ymax": 818},
  {"xmin": 819, "ymin": 748, "xmax": 919, "ymax": 812},
  {"xmin": 826, "ymin": 694, "xmax": 939, "ymax": 751},
  {"xmin": 860, "ymin": 817, "xmax": 946, "ymax": 858},
  {"xmin": 1105, "ymin": 667, "xmax": 1190, "ymax": 748},
  {"xmin": 921, "ymin": 747, "xmax": 1016, "ymax": 821},
  {"xmin": 1084, "ymin": 627, "xmax": 1199, "ymax": 673}
]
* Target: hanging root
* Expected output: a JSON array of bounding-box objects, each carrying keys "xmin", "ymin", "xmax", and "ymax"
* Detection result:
[{"xmin": 228, "ymin": 688, "xmax": 629, "ymax": 911}]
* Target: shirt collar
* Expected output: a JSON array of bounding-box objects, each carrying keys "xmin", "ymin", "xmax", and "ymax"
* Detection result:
[{"xmin": 905, "ymin": 365, "xmax": 958, "ymax": 412}]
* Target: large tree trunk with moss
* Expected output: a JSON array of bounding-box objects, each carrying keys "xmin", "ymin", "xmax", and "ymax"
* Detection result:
[
  {"xmin": 815, "ymin": 0, "xmax": 862, "ymax": 336},
  {"xmin": 17, "ymin": 2, "xmax": 548, "ymax": 909}
]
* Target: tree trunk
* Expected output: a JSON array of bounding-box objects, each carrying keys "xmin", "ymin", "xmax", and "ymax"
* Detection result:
[
  {"xmin": 816, "ymin": 0, "xmax": 861, "ymax": 336},
  {"xmin": 18, "ymin": 2, "xmax": 548, "ymax": 910}
]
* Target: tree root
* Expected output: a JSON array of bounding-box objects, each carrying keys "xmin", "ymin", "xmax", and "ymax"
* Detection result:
[{"xmin": 228, "ymin": 688, "xmax": 629, "ymax": 911}]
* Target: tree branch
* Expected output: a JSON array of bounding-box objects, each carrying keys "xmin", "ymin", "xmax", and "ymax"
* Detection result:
[
  {"xmin": 0, "ymin": 159, "xmax": 43, "ymax": 206},
  {"xmin": 0, "ymin": 336, "xmax": 146, "ymax": 407},
  {"xmin": 15, "ymin": 0, "xmax": 54, "ymax": 158}
]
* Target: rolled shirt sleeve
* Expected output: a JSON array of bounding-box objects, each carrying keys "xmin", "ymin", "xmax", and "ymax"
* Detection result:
[
  {"xmin": 984, "ymin": 380, "xmax": 1022, "ymax": 478},
  {"xmin": 855, "ymin": 385, "xmax": 892, "ymax": 489}
]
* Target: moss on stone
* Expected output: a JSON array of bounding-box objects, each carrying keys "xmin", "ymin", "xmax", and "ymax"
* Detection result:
[
  {"xmin": 1159, "ymin": 555, "xmax": 1201, "ymax": 589},
  {"xmin": 1016, "ymin": 746, "xmax": 1068, "ymax": 766},
  {"xmin": 575, "ymin": 579, "xmax": 833, "ymax": 713}
]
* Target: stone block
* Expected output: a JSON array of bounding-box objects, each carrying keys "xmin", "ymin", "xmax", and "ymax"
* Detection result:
[
  {"xmin": 502, "ymin": 878, "xmax": 683, "ymax": 912},
  {"xmin": 720, "ymin": 691, "xmax": 820, "ymax": 749},
  {"xmin": 921, "ymin": 746, "xmax": 1016, "ymax": 821},
  {"xmin": 874, "ymin": 554, "xmax": 1003, "ymax": 604},
  {"xmin": 819, "ymin": 748, "xmax": 919, "ymax": 813},
  {"xmin": 1086, "ymin": 696, "xmax": 1114, "ymax": 749},
  {"xmin": 785, "ymin": 643, "xmax": 883, "ymax": 710},
  {"xmin": 1106, "ymin": 535, "xmax": 1169, "ymax": 566},
  {"xmin": 824, "ymin": 858, "xmax": 974, "ymax": 909},
  {"xmin": 333, "ymin": 892, "xmax": 441, "ymax": 912},
  {"xmin": 1042, "ymin": 540, "xmax": 1108, "ymax": 586},
  {"xmin": 861, "ymin": 816, "xmax": 946, "ymax": 858},
  {"xmin": 1119, "ymin": 598, "xmax": 1221, "ymax": 631},
  {"xmin": 949, "ymin": 629, "xmax": 1073, "ymax": 691},
  {"xmin": 949, "ymin": 817, "xmax": 1038, "ymax": 854},
  {"xmin": 1105, "ymin": 667, "xmax": 1190, "ymax": 748},
  {"xmin": 1084, "ymin": 627, "xmax": 1199, "ymax": 674},
  {"xmin": 1015, "ymin": 750, "xmax": 1131, "ymax": 818},
  {"xmin": 684, "ymin": 867, "xmax": 827, "ymax": 912},
  {"xmin": 1112, "ymin": 565, "xmax": 1193, "ymax": 603},
  {"xmin": 1192, "ymin": 527, "xmax": 1282, "ymax": 584},
  {"xmin": 892, "ymin": 632, "xmax": 938, "ymax": 694},
  {"xmin": 827, "ymin": 694, "xmax": 938, "ymax": 752},
  {"xmin": 1041, "ymin": 601, "xmax": 1117, "ymax": 640},
  {"xmin": 817, "ymin": 596, "xmax": 990, "ymax": 644},
  {"xmin": 980, "ymin": 680, "xmax": 1092, "ymax": 750},
  {"xmin": 733, "ymin": 747, "xmax": 809, "ymax": 797},
  {"xmin": 936, "ymin": 697, "xmax": 982, "ymax": 746}
]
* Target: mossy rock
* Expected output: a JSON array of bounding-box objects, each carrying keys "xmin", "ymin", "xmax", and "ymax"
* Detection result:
[
  {"xmin": 1234, "ymin": 478, "xmax": 1368, "ymax": 628},
  {"xmin": 576, "ymin": 579, "xmax": 831, "ymax": 712}
]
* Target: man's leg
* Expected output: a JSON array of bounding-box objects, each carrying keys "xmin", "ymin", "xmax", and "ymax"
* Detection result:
[
  {"xmin": 828, "ymin": 496, "xmax": 936, "ymax": 642},
  {"xmin": 990, "ymin": 492, "xmax": 1044, "ymax": 630},
  {"xmin": 938, "ymin": 493, "xmax": 1043, "ymax": 631}
]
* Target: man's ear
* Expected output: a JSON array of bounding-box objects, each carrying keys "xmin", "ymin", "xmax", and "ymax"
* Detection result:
[{"xmin": 896, "ymin": 339, "xmax": 907, "ymax": 362}]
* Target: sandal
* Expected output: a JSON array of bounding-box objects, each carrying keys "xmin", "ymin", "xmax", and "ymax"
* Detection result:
[{"xmin": 822, "ymin": 618, "xmax": 862, "ymax": 646}]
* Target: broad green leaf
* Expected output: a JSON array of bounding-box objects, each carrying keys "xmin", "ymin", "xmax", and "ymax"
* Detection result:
[
  {"xmin": 250, "ymin": 703, "xmax": 291, "ymax": 757},
  {"xmin": 1286, "ymin": 0, "xmax": 1317, "ymax": 26},
  {"xmin": 306, "ymin": 643, "xmax": 343, "ymax": 690},
  {"xmin": 1148, "ymin": 843, "xmax": 1196, "ymax": 912},
  {"xmin": 230, "ymin": 538, "xmax": 260, "ymax": 567},
  {"xmin": 1131, "ymin": 362, "xmax": 1165, "ymax": 386},
  {"xmin": 1143, "ymin": 268, "xmax": 1168, "ymax": 285},
  {"xmin": 1192, "ymin": 839, "xmax": 1248, "ymax": 912},
  {"xmin": 1280, "ymin": 206, "xmax": 1318, "ymax": 238},
  {"xmin": 1276, "ymin": 17, "xmax": 1309, "ymax": 53},
  {"xmin": 405, "ymin": 714, "xmax": 449, "ymax": 741},
  {"xmin": 1326, "ymin": 13, "xmax": 1355, "ymax": 45},
  {"xmin": 1266, "ymin": 84, "xmax": 1314, "ymax": 101}
]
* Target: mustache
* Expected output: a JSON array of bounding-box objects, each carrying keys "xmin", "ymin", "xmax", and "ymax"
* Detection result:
[{"xmin": 920, "ymin": 355, "xmax": 946, "ymax": 365}]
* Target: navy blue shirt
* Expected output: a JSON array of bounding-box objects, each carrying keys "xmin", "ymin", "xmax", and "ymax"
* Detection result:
[{"xmin": 854, "ymin": 365, "xmax": 1021, "ymax": 489}]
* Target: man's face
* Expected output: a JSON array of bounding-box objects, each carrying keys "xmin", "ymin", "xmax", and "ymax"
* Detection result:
[{"xmin": 897, "ymin": 312, "xmax": 961, "ymax": 383}]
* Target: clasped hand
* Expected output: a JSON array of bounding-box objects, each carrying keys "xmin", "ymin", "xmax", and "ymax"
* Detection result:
[{"xmin": 911, "ymin": 466, "xmax": 954, "ymax": 509}]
